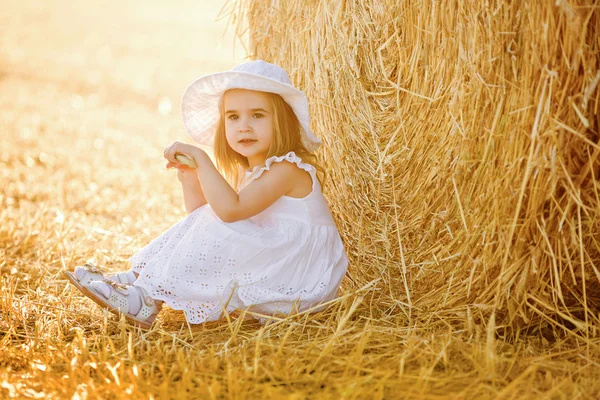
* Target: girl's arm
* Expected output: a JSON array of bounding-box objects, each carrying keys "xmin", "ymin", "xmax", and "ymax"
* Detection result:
[
  {"xmin": 180, "ymin": 174, "xmax": 207, "ymax": 214},
  {"xmin": 193, "ymin": 150, "xmax": 297, "ymax": 222},
  {"xmin": 168, "ymin": 162, "xmax": 207, "ymax": 214},
  {"xmin": 163, "ymin": 142, "xmax": 296, "ymax": 222}
]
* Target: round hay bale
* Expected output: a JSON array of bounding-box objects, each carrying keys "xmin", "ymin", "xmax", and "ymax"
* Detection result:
[{"xmin": 230, "ymin": 0, "xmax": 599, "ymax": 337}]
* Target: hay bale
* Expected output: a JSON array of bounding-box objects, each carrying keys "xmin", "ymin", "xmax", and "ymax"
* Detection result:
[{"xmin": 229, "ymin": 0, "xmax": 599, "ymax": 337}]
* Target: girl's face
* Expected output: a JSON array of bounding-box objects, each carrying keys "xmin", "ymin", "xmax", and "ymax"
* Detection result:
[{"xmin": 223, "ymin": 89, "xmax": 274, "ymax": 166}]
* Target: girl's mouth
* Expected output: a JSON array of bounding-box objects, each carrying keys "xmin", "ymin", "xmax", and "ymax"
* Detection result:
[{"xmin": 239, "ymin": 139, "xmax": 257, "ymax": 146}]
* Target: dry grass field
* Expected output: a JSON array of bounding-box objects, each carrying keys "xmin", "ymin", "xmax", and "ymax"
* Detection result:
[{"xmin": 1, "ymin": 0, "xmax": 599, "ymax": 399}]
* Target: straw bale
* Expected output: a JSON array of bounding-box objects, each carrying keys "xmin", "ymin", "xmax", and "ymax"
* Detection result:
[{"xmin": 231, "ymin": 0, "xmax": 600, "ymax": 337}]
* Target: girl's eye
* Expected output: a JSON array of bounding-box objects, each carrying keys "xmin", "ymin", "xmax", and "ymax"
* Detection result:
[{"xmin": 227, "ymin": 113, "xmax": 264, "ymax": 120}]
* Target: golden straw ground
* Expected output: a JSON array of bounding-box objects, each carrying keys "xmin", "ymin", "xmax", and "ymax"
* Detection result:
[{"xmin": 1, "ymin": 0, "xmax": 600, "ymax": 398}]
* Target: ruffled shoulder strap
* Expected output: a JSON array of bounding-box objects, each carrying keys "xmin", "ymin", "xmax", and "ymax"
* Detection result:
[
  {"xmin": 239, "ymin": 152, "xmax": 319, "ymax": 196},
  {"xmin": 249, "ymin": 151, "xmax": 315, "ymax": 181}
]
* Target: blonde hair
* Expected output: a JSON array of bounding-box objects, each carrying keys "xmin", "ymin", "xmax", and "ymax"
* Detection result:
[{"xmin": 213, "ymin": 90, "xmax": 326, "ymax": 191}]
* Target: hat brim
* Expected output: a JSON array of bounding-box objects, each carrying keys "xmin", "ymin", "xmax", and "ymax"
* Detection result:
[{"xmin": 181, "ymin": 71, "xmax": 322, "ymax": 152}]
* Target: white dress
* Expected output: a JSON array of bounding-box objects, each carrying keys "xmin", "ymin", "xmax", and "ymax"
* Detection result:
[{"xmin": 129, "ymin": 151, "xmax": 348, "ymax": 324}]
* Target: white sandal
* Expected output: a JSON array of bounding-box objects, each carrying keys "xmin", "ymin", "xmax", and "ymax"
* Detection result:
[
  {"xmin": 76, "ymin": 279, "xmax": 160, "ymax": 330},
  {"xmin": 106, "ymin": 270, "xmax": 138, "ymax": 285},
  {"xmin": 64, "ymin": 263, "xmax": 138, "ymax": 292}
]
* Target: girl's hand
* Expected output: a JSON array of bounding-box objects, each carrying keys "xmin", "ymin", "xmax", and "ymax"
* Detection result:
[
  {"xmin": 166, "ymin": 161, "xmax": 198, "ymax": 183},
  {"xmin": 163, "ymin": 141, "xmax": 203, "ymax": 166},
  {"xmin": 164, "ymin": 141, "xmax": 204, "ymax": 183}
]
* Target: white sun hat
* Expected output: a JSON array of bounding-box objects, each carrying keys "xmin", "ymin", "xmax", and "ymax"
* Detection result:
[{"xmin": 180, "ymin": 59, "xmax": 322, "ymax": 152}]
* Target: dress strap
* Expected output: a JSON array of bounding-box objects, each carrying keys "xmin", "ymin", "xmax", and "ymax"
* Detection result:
[
  {"xmin": 248, "ymin": 151, "xmax": 316, "ymax": 181},
  {"xmin": 242, "ymin": 151, "xmax": 318, "ymax": 196}
]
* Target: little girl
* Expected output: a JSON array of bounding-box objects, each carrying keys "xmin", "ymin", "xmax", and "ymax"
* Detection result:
[{"xmin": 64, "ymin": 60, "xmax": 349, "ymax": 329}]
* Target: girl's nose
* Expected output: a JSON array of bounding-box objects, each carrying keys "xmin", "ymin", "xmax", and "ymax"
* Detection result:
[{"xmin": 238, "ymin": 119, "xmax": 252, "ymax": 132}]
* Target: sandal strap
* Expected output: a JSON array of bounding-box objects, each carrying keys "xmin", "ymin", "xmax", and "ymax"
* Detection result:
[
  {"xmin": 94, "ymin": 279, "xmax": 158, "ymax": 319},
  {"xmin": 74, "ymin": 263, "xmax": 106, "ymax": 284},
  {"xmin": 132, "ymin": 286, "xmax": 159, "ymax": 320},
  {"xmin": 135, "ymin": 286, "xmax": 157, "ymax": 308},
  {"xmin": 82, "ymin": 263, "xmax": 104, "ymax": 274},
  {"xmin": 104, "ymin": 279, "xmax": 129, "ymax": 291},
  {"xmin": 114, "ymin": 271, "xmax": 137, "ymax": 285}
]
